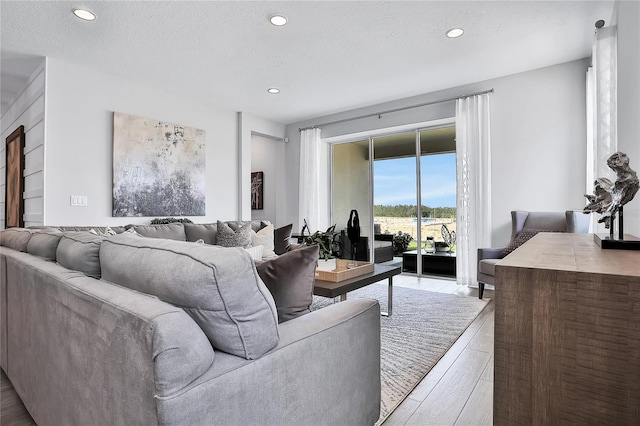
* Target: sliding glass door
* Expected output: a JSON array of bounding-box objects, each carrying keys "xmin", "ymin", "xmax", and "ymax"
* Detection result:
[
  {"xmin": 372, "ymin": 132, "xmax": 418, "ymax": 265},
  {"xmin": 331, "ymin": 125, "xmax": 456, "ymax": 277},
  {"xmin": 418, "ymin": 127, "xmax": 457, "ymax": 276},
  {"xmin": 331, "ymin": 140, "xmax": 373, "ymax": 261}
]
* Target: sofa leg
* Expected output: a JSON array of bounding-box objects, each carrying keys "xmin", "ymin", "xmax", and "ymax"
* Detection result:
[{"xmin": 478, "ymin": 282, "xmax": 485, "ymax": 299}]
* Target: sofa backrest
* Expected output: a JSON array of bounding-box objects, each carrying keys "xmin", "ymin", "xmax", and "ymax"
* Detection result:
[
  {"xmin": 53, "ymin": 226, "xmax": 128, "ymax": 234},
  {"xmin": 510, "ymin": 210, "xmax": 590, "ymax": 241},
  {"xmin": 183, "ymin": 220, "xmax": 268, "ymax": 245},
  {"xmin": 2, "ymin": 250, "xmax": 214, "ymax": 425},
  {"xmin": 20, "ymin": 220, "xmax": 272, "ymax": 247},
  {"xmin": 3, "ymin": 219, "xmax": 278, "ymax": 278}
]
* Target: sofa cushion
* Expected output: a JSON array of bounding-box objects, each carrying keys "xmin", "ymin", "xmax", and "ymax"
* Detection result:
[
  {"xmin": 56, "ymin": 232, "xmax": 107, "ymax": 278},
  {"xmin": 55, "ymin": 226, "xmax": 127, "ymax": 234},
  {"xmin": 216, "ymin": 221, "xmax": 252, "ymax": 248},
  {"xmin": 251, "ymin": 224, "xmax": 276, "ymax": 259},
  {"xmin": 256, "ymin": 245, "xmax": 319, "ymax": 323},
  {"xmin": 132, "ymin": 223, "xmax": 186, "ymax": 241},
  {"xmin": 184, "ymin": 222, "xmax": 217, "ymax": 244},
  {"xmin": 479, "ymin": 258, "xmax": 501, "ymax": 277},
  {"xmin": 27, "ymin": 231, "xmax": 63, "ymax": 261},
  {"xmin": 99, "ymin": 234, "xmax": 279, "ymax": 359},
  {"xmin": 0, "ymin": 228, "xmax": 33, "ymax": 252},
  {"xmin": 274, "ymin": 223, "xmax": 293, "ymax": 255}
]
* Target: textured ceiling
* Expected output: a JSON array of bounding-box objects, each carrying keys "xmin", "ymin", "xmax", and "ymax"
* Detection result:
[{"xmin": 1, "ymin": 1, "xmax": 615, "ymax": 124}]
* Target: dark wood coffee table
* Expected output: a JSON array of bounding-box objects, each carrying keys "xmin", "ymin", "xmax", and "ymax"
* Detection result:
[{"xmin": 313, "ymin": 264, "xmax": 401, "ymax": 316}]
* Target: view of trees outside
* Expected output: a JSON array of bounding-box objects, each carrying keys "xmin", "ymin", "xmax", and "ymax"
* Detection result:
[{"xmin": 374, "ymin": 153, "xmax": 456, "ymax": 251}]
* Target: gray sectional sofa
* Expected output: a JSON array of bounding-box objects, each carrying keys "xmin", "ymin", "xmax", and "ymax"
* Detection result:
[{"xmin": 0, "ymin": 222, "xmax": 381, "ymax": 426}]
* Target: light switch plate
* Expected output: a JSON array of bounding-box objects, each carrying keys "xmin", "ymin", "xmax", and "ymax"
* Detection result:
[{"xmin": 70, "ymin": 195, "xmax": 88, "ymax": 207}]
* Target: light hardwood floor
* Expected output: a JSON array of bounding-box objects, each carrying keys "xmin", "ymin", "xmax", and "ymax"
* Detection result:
[
  {"xmin": 384, "ymin": 275, "xmax": 495, "ymax": 426},
  {"xmin": 0, "ymin": 274, "xmax": 494, "ymax": 426},
  {"xmin": 1, "ymin": 370, "xmax": 36, "ymax": 426}
]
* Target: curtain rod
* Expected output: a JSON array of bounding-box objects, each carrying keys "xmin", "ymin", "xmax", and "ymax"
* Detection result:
[{"xmin": 298, "ymin": 88, "xmax": 494, "ymax": 132}]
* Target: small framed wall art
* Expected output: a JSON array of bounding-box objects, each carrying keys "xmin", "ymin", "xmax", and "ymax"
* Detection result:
[
  {"xmin": 4, "ymin": 125, "xmax": 25, "ymax": 228},
  {"xmin": 251, "ymin": 171, "xmax": 263, "ymax": 210}
]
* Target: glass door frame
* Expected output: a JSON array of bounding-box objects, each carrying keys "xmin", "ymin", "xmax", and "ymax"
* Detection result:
[{"xmin": 326, "ymin": 117, "xmax": 455, "ymax": 274}]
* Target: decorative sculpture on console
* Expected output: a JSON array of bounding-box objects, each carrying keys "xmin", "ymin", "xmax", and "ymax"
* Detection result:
[{"xmin": 584, "ymin": 152, "xmax": 639, "ymax": 245}]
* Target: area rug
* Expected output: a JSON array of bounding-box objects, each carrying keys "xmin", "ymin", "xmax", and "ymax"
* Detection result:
[{"xmin": 311, "ymin": 284, "xmax": 489, "ymax": 425}]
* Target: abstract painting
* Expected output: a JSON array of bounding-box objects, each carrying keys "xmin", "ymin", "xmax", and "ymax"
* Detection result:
[
  {"xmin": 251, "ymin": 171, "xmax": 263, "ymax": 210},
  {"xmin": 112, "ymin": 112, "xmax": 206, "ymax": 217}
]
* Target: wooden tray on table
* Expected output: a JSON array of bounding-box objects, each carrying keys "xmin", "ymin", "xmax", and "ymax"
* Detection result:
[{"xmin": 315, "ymin": 259, "xmax": 374, "ymax": 282}]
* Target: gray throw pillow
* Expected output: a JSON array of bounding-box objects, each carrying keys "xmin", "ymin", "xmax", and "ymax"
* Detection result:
[
  {"xmin": 100, "ymin": 233, "xmax": 279, "ymax": 359},
  {"xmin": 217, "ymin": 221, "xmax": 252, "ymax": 248},
  {"xmin": 27, "ymin": 230, "xmax": 63, "ymax": 261},
  {"xmin": 0, "ymin": 228, "xmax": 33, "ymax": 252},
  {"xmin": 500, "ymin": 228, "xmax": 546, "ymax": 258},
  {"xmin": 273, "ymin": 223, "xmax": 293, "ymax": 255},
  {"xmin": 184, "ymin": 222, "xmax": 217, "ymax": 244},
  {"xmin": 132, "ymin": 223, "xmax": 186, "ymax": 241},
  {"xmin": 256, "ymin": 245, "xmax": 319, "ymax": 323},
  {"xmin": 56, "ymin": 232, "xmax": 107, "ymax": 278}
]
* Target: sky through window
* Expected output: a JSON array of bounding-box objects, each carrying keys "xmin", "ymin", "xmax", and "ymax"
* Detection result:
[{"xmin": 374, "ymin": 153, "xmax": 456, "ymax": 208}]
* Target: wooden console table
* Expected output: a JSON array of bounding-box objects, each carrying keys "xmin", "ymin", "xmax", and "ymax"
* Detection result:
[{"xmin": 494, "ymin": 233, "xmax": 640, "ymax": 425}]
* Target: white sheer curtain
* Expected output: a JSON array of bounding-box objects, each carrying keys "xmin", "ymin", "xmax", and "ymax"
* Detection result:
[
  {"xmin": 298, "ymin": 128, "xmax": 330, "ymax": 233},
  {"xmin": 586, "ymin": 25, "xmax": 618, "ymax": 233},
  {"xmin": 455, "ymin": 93, "xmax": 492, "ymax": 286}
]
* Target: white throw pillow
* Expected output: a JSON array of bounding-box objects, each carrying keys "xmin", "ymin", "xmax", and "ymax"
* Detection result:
[
  {"xmin": 244, "ymin": 245, "xmax": 264, "ymax": 261},
  {"xmin": 89, "ymin": 226, "xmax": 118, "ymax": 237},
  {"xmin": 123, "ymin": 227, "xmax": 142, "ymax": 236},
  {"xmin": 251, "ymin": 224, "xmax": 276, "ymax": 259}
]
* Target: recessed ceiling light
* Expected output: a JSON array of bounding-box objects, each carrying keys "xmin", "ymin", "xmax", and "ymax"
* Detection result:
[
  {"xmin": 267, "ymin": 88, "xmax": 280, "ymax": 94},
  {"xmin": 446, "ymin": 28, "xmax": 464, "ymax": 38},
  {"xmin": 269, "ymin": 15, "xmax": 287, "ymax": 26},
  {"xmin": 73, "ymin": 8, "xmax": 96, "ymax": 21}
]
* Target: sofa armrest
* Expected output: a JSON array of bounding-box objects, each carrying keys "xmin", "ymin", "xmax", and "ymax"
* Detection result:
[
  {"xmin": 157, "ymin": 299, "xmax": 381, "ymax": 426},
  {"xmin": 278, "ymin": 297, "xmax": 379, "ymax": 349},
  {"xmin": 478, "ymin": 247, "xmax": 505, "ymax": 261}
]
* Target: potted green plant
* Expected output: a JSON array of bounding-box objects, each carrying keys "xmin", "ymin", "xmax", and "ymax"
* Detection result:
[
  {"xmin": 302, "ymin": 224, "xmax": 340, "ymax": 260},
  {"xmin": 392, "ymin": 231, "xmax": 413, "ymax": 255}
]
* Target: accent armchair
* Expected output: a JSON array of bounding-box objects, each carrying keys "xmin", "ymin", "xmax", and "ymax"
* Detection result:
[{"xmin": 477, "ymin": 210, "xmax": 590, "ymax": 299}]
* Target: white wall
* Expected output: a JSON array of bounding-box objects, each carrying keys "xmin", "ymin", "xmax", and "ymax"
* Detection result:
[
  {"xmin": 44, "ymin": 58, "xmax": 240, "ymax": 226},
  {"xmin": 616, "ymin": 0, "xmax": 640, "ymax": 236},
  {"xmin": 238, "ymin": 113, "xmax": 285, "ymax": 222},
  {"xmin": 0, "ymin": 59, "xmax": 46, "ymax": 228},
  {"xmin": 285, "ymin": 59, "xmax": 590, "ymax": 246},
  {"xmin": 250, "ymin": 133, "xmax": 285, "ymax": 224}
]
